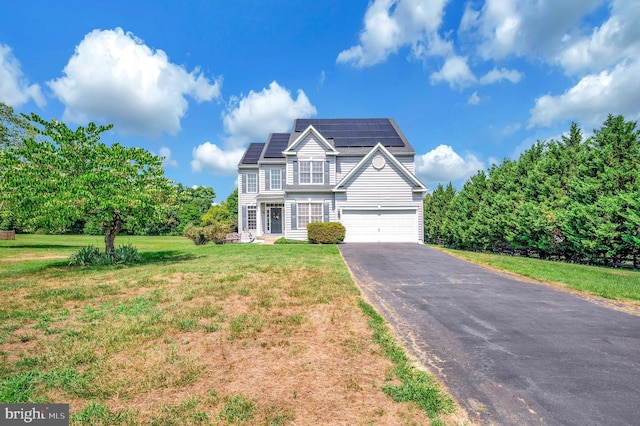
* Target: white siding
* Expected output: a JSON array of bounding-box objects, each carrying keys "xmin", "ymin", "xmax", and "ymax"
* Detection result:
[
  {"xmin": 335, "ymin": 157, "xmax": 360, "ymax": 183},
  {"xmin": 295, "ymin": 134, "xmax": 328, "ymax": 158},
  {"xmin": 339, "ymin": 160, "xmax": 416, "ymax": 204},
  {"xmin": 238, "ymin": 170, "xmax": 259, "ymax": 232},
  {"xmin": 284, "ymin": 194, "xmax": 337, "ymax": 240}
]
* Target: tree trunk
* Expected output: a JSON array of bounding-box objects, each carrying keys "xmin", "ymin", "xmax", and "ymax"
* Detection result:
[{"xmin": 104, "ymin": 210, "xmax": 122, "ymax": 256}]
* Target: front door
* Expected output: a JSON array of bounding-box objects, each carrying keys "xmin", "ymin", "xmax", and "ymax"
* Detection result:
[{"xmin": 270, "ymin": 208, "xmax": 282, "ymax": 234}]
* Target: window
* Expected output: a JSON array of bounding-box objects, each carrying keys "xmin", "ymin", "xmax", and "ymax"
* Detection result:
[
  {"xmin": 298, "ymin": 203, "xmax": 323, "ymax": 228},
  {"xmin": 270, "ymin": 169, "xmax": 281, "ymax": 190},
  {"xmin": 299, "ymin": 160, "xmax": 324, "ymax": 184},
  {"xmin": 246, "ymin": 173, "xmax": 257, "ymax": 193},
  {"xmin": 247, "ymin": 206, "xmax": 257, "ymax": 230}
]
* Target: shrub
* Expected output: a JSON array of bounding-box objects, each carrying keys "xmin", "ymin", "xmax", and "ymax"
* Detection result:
[
  {"xmin": 183, "ymin": 223, "xmax": 207, "ymax": 245},
  {"xmin": 274, "ymin": 237, "xmax": 308, "ymax": 245},
  {"xmin": 203, "ymin": 221, "xmax": 233, "ymax": 244},
  {"xmin": 113, "ymin": 244, "xmax": 140, "ymax": 264},
  {"xmin": 69, "ymin": 244, "xmax": 141, "ymax": 266},
  {"xmin": 69, "ymin": 245, "xmax": 101, "ymax": 266},
  {"xmin": 307, "ymin": 222, "xmax": 345, "ymax": 244}
]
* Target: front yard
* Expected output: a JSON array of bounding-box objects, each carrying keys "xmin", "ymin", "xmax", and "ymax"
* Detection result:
[{"xmin": 0, "ymin": 235, "xmax": 458, "ymax": 425}]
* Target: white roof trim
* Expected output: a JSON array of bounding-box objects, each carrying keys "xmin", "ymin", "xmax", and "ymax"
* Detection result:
[
  {"xmin": 282, "ymin": 125, "xmax": 339, "ymax": 156},
  {"xmin": 333, "ymin": 143, "xmax": 427, "ymax": 192}
]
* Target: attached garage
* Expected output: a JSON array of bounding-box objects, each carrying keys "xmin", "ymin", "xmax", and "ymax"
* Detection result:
[{"xmin": 341, "ymin": 209, "xmax": 418, "ymax": 243}]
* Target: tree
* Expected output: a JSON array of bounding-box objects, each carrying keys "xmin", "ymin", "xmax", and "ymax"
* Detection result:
[
  {"xmin": 0, "ymin": 102, "xmax": 37, "ymax": 151},
  {"xmin": 225, "ymin": 188, "xmax": 238, "ymax": 231},
  {"xmin": 0, "ymin": 114, "xmax": 172, "ymax": 255},
  {"xmin": 423, "ymin": 183, "xmax": 455, "ymax": 243}
]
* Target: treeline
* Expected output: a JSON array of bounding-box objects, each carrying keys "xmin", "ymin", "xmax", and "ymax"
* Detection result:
[{"xmin": 424, "ymin": 114, "xmax": 640, "ymax": 268}]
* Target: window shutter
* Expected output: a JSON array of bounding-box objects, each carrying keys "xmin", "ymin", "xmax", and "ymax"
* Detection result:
[
  {"xmin": 323, "ymin": 202, "xmax": 329, "ymax": 222},
  {"xmin": 293, "ymin": 161, "xmax": 298, "ymax": 185},
  {"xmin": 324, "ymin": 160, "xmax": 330, "ymax": 184},
  {"xmin": 242, "ymin": 206, "xmax": 247, "ymax": 231},
  {"xmin": 242, "ymin": 174, "xmax": 246, "ymax": 193},
  {"xmin": 291, "ymin": 204, "xmax": 297, "ymax": 230},
  {"xmin": 282, "ymin": 168, "xmax": 286, "ymax": 186},
  {"xmin": 265, "ymin": 169, "xmax": 270, "ymax": 190}
]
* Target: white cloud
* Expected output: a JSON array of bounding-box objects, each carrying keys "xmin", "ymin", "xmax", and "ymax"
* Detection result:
[
  {"xmin": 556, "ymin": 0, "xmax": 640, "ymax": 74},
  {"xmin": 191, "ymin": 142, "xmax": 245, "ymax": 176},
  {"xmin": 222, "ymin": 81, "xmax": 316, "ymax": 147},
  {"xmin": 48, "ymin": 28, "xmax": 221, "ymax": 138},
  {"xmin": 529, "ymin": 58, "xmax": 640, "ymax": 128},
  {"xmin": 467, "ymin": 91, "xmax": 480, "ymax": 105},
  {"xmin": 459, "ymin": 0, "xmax": 604, "ymax": 61},
  {"xmin": 416, "ymin": 144, "xmax": 485, "ymax": 182},
  {"xmin": 430, "ymin": 55, "xmax": 476, "ymax": 88},
  {"xmin": 337, "ymin": 0, "xmax": 450, "ymax": 67},
  {"xmin": 0, "ymin": 44, "xmax": 45, "ymax": 108},
  {"xmin": 479, "ymin": 67, "xmax": 523, "ymax": 84},
  {"xmin": 159, "ymin": 146, "xmax": 178, "ymax": 168}
]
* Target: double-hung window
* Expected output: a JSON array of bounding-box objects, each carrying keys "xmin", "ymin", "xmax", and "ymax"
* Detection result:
[
  {"xmin": 246, "ymin": 173, "xmax": 257, "ymax": 193},
  {"xmin": 270, "ymin": 169, "xmax": 281, "ymax": 190},
  {"xmin": 297, "ymin": 202, "xmax": 323, "ymax": 228},
  {"xmin": 247, "ymin": 206, "xmax": 257, "ymax": 229},
  {"xmin": 299, "ymin": 160, "xmax": 324, "ymax": 184}
]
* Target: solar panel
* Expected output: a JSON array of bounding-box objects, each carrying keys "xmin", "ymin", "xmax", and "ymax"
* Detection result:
[
  {"xmin": 293, "ymin": 118, "xmax": 405, "ymax": 148},
  {"xmin": 240, "ymin": 143, "xmax": 264, "ymax": 164},
  {"xmin": 263, "ymin": 133, "xmax": 289, "ymax": 158}
]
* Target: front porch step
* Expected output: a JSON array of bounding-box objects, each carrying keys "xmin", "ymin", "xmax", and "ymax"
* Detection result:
[{"xmin": 257, "ymin": 235, "xmax": 281, "ymax": 244}]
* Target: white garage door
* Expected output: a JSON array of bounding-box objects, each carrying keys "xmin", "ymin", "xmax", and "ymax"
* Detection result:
[{"xmin": 341, "ymin": 209, "xmax": 418, "ymax": 243}]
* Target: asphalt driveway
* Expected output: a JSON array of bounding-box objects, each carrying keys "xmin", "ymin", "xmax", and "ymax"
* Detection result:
[{"xmin": 340, "ymin": 244, "xmax": 640, "ymax": 425}]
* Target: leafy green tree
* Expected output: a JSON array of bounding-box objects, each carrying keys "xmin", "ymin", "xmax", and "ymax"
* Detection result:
[
  {"xmin": 0, "ymin": 114, "xmax": 172, "ymax": 255},
  {"xmin": 225, "ymin": 188, "xmax": 238, "ymax": 231},
  {"xmin": 0, "ymin": 102, "xmax": 37, "ymax": 151}
]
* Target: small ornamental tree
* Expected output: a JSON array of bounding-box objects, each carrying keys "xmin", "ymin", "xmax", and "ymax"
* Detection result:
[{"xmin": 0, "ymin": 114, "xmax": 173, "ymax": 255}]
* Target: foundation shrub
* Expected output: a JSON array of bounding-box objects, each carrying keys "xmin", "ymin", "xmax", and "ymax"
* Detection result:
[{"xmin": 307, "ymin": 222, "xmax": 345, "ymax": 244}]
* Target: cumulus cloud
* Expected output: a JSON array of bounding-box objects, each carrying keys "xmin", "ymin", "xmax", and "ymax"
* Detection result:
[
  {"xmin": 222, "ymin": 81, "xmax": 316, "ymax": 147},
  {"xmin": 159, "ymin": 147, "xmax": 178, "ymax": 168},
  {"xmin": 47, "ymin": 28, "xmax": 221, "ymax": 138},
  {"xmin": 556, "ymin": 0, "xmax": 640, "ymax": 75},
  {"xmin": 416, "ymin": 144, "xmax": 485, "ymax": 182},
  {"xmin": 0, "ymin": 44, "xmax": 45, "ymax": 108},
  {"xmin": 459, "ymin": 0, "xmax": 603, "ymax": 61},
  {"xmin": 529, "ymin": 58, "xmax": 640, "ymax": 128},
  {"xmin": 337, "ymin": 0, "xmax": 450, "ymax": 67},
  {"xmin": 479, "ymin": 67, "xmax": 523, "ymax": 84},
  {"xmin": 429, "ymin": 55, "xmax": 476, "ymax": 88},
  {"xmin": 191, "ymin": 142, "xmax": 245, "ymax": 176}
]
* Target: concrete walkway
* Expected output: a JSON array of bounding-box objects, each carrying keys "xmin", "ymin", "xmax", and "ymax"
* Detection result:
[{"xmin": 340, "ymin": 244, "xmax": 640, "ymax": 425}]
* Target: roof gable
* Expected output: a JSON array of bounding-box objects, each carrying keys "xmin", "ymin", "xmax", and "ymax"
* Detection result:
[
  {"xmin": 334, "ymin": 143, "xmax": 426, "ymax": 193},
  {"xmin": 283, "ymin": 125, "xmax": 339, "ymax": 156}
]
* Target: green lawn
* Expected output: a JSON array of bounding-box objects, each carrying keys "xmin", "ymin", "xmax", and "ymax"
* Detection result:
[
  {"xmin": 0, "ymin": 235, "xmax": 456, "ymax": 425},
  {"xmin": 435, "ymin": 246, "xmax": 640, "ymax": 302}
]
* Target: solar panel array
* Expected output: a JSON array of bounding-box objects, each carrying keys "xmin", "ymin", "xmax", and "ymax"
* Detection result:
[
  {"xmin": 241, "ymin": 143, "xmax": 264, "ymax": 164},
  {"xmin": 263, "ymin": 133, "xmax": 290, "ymax": 158},
  {"xmin": 294, "ymin": 118, "xmax": 404, "ymax": 147}
]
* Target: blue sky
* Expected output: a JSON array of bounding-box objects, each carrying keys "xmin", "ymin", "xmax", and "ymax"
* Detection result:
[{"xmin": 1, "ymin": 1, "xmax": 639, "ymax": 201}]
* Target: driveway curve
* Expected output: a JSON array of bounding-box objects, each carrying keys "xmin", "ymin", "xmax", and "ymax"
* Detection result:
[{"xmin": 340, "ymin": 243, "xmax": 640, "ymax": 425}]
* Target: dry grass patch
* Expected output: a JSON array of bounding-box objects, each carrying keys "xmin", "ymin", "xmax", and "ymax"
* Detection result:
[{"xmin": 1, "ymin": 237, "xmax": 458, "ymax": 424}]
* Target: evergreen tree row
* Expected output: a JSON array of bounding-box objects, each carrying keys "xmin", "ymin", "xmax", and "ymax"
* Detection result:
[{"xmin": 424, "ymin": 114, "xmax": 640, "ymax": 268}]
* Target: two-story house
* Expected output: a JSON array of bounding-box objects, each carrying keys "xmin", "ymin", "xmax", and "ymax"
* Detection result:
[{"xmin": 237, "ymin": 118, "xmax": 426, "ymax": 243}]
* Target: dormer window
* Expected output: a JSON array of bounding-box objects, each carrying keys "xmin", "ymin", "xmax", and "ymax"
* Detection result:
[{"xmin": 300, "ymin": 160, "xmax": 324, "ymax": 184}]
